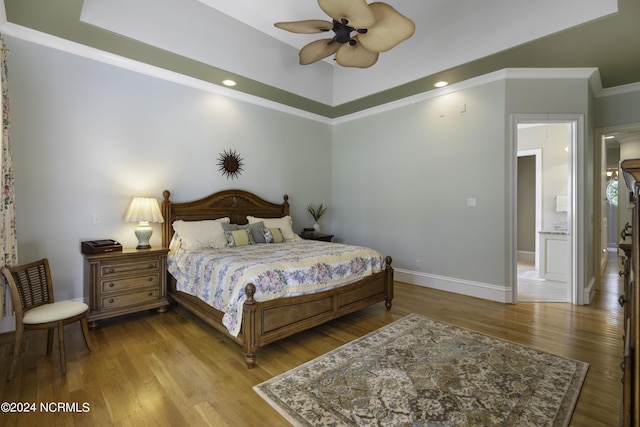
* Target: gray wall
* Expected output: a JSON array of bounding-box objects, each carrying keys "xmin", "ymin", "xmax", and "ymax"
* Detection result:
[
  {"xmin": 595, "ymin": 90, "xmax": 640, "ymax": 129},
  {"xmin": 3, "ymin": 36, "xmax": 331, "ymax": 328},
  {"xmin": 332, "ymin": 81, "xmax": 510, "ymax": 286}
]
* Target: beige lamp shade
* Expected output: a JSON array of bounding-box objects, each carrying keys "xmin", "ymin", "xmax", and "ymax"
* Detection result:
[{"xmin": 124, "ymin": 197, "xmax": 164, "ymax": 249}]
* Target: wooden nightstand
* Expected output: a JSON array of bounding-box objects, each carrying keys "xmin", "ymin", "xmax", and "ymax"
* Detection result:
[
  {"xmin": 301, "ymin": 232, "xmax": 334, "ymax": 242},
  {"xmin": 83, "ymin": 247, "xmax": 169, "ymax": 328}
]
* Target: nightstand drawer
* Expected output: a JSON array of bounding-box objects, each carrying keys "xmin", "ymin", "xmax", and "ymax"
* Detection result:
[
  {"xmin": 101, "ymin": 274, "xmax": 159, "ymax": 293},
  {"xmin": 100, "ymin": 259, "xmax": 160, "ymax": 276},
  {"xmin": 84, "ymin": 247, "xmax": 169, "ymax": 327},
  {"xmin": 100, "ymin": 287, "xmax": 160, "ymax": 311}
]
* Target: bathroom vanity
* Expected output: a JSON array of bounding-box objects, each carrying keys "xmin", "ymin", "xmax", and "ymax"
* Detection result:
[{"xmin": 538, "ymin": 230, "xmax": 569, "ymax": 282}]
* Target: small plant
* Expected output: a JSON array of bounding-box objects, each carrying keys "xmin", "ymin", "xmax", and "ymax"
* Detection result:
[{"xmin": 307, "ymin": 203, "xmax": 327, "ymax": 222}]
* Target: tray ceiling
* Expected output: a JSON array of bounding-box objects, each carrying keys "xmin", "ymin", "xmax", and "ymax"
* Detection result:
[{"xmin": 2, "ymin": 0, "xmax": 639, "ymax": 118}]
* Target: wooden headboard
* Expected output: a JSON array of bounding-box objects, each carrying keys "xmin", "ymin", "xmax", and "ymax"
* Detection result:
[{"xmin": 161, "ymin": 189, "xmax": 290, "ymax": 247}]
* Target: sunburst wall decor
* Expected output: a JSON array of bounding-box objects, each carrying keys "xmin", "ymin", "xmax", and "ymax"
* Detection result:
[{"xmin": 217, "ymin": 149, "xmax": 244, "ymax": 179}]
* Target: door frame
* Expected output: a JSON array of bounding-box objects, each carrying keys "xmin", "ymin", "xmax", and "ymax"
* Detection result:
[
  {"xmin": 594, "ymin": 122, "xmax": 640, "ymax": 281},
  {"xmin": 510, "ymin": 114, "xmax": 582, "ymax": 305}
]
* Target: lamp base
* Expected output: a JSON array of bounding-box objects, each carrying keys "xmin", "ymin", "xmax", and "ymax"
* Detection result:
[{"xmin": 134, "ymin": 222, "xmax": 153, "ymax": 250}]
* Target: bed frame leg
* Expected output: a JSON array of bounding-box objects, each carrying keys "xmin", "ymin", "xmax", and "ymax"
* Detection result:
[
  {"xmin": 243, "ymin": 283, "xmax": 259, "ymax": 369},
  {"xmin": 385, "ymin": 256, "xmax": 394, "ymax": 312},
  {"xmin": 245, "ymin": 353, "xmax": 256, "ymax": 369}
]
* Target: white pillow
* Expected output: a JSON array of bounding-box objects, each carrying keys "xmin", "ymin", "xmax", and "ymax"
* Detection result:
[
  {"xmin": 172, "ymin": 218, "xmax": 230, "ymax": 249},
  {"xmin": 247, "ymin": 215, "xmax": 301, "ymax": 241}
]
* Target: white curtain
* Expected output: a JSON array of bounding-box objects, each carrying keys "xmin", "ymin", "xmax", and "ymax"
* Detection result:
[{"xmin": 0, "ymin": 35, "xmax": 18, "ymax": 318}]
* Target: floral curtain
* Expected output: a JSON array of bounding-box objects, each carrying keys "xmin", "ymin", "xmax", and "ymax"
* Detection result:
[{"xmin": 0, "ymin": 36, "xmax": 18, "ymax": 318}]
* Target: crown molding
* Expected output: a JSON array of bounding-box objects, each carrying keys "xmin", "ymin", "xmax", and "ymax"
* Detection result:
[
  {"xmin": 0, "ymin": 21, "xmax": 334, "ymax": 125},
  {"xmin": 1, "ymin": 16, "xmax": 636, "ymax": 126},
  {"xmin": 597, "ymin": 81, "xmax": 640, "ymax": 98}
]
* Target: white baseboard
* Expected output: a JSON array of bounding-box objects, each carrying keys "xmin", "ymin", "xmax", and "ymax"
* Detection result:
[
  {"xmin": 394, "ymin": 269, "xmax": 512, "ymax": 303},
  {"xmin": 517, "ymin": 250, "xmax": 535, "ymax": 263},
  {"xmin": 584, "ymin": 276, "xmax": 596, "ymax": 304},
  {"xmin": 395, "ymin": 269, "xmax": 594, "ymax": 306}
]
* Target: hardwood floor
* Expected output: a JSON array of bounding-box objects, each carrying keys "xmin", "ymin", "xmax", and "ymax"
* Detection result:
[{"xmin": 0, "ymin": 254, "xmax": 624, "ymax": 426}]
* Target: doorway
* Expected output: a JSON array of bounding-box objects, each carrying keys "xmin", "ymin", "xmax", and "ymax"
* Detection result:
[
  {"xmin": 596, "ymin": 124, "xmax": 640, "ymax": 280},
  {"xmin": 512, "ymin": 115, "xmax": 579, "ymax": 304}
]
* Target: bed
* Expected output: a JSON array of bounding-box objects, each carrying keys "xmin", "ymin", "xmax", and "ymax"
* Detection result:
[{"xmin": 161, "ymin": 189, "xmax": 393, "ymax": 368}]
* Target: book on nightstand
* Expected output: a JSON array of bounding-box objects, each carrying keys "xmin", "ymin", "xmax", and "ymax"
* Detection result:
[{"xmin": 81, "ymin": 239, "xmax": 122, "ymax": 254}]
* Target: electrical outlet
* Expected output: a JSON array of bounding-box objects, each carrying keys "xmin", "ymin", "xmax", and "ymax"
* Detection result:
[
  {"xmin": 92, "ymin": 212, "xmax": 101, "ymax": 225},
  {"xmin": 415, "ymin": 259, "xmax": 421, "ymax": 268}
]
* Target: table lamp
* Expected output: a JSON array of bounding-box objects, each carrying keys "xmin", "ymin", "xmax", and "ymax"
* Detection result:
[{"xmin": 124, "ymin": 197, "xmax": 164, "ymax": 249}]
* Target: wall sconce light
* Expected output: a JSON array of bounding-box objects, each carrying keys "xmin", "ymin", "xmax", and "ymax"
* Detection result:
[{"xmin": 124, "ymin": 197, "xmax": 164, "ymax": 249}]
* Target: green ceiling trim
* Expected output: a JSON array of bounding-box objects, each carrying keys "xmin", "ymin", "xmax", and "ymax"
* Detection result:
[
  {"xmin": 5, "ymin": 0, "xmax": 640, "ymax": 119},
  {"xmin": 3, "ymin": 0, "xmax": 335, "ymax": 117},
  {"xmin": 333, "ymin": 0, "xmax": 640, "ymax": 116}
]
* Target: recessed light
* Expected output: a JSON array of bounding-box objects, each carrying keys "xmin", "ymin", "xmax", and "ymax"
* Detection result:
[
  {"xmin": 434, "ymin": 81, "xmax": 448, "ymax": 88},
  {"xmin": 222, "ymin": 79, "xmax": 237, "ymax": 87}
]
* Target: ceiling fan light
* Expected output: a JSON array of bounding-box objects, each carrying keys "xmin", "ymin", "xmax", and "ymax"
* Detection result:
[
  {"xmin": 434, "ymin": 81, "xmax": 448, "ymax": 87},
  {"xmin": 274, "ymin": 0, "xmax": 415, "ymax": 68},
  {"xmin": 222, "ymin": 79, "xmax": 237, "ymax": 87}
]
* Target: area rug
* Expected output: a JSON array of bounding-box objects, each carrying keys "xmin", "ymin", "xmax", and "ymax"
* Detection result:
[{"xmin": 254, "ymin": 313, "xmax": 588, "ymax": 427}]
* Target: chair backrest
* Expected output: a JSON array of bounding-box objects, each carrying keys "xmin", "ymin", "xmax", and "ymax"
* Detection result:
[{"xmin": 1, "ymin": 259, "xmax": 55, "ymax": 317}]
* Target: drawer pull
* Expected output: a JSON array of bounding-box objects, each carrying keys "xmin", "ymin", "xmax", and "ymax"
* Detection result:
[
  {"xmin": 109, "ymin": 283, "xmax": 115, "ymax": 288},
  {"xmin": 148, "ymin": 291, "xmax": 153, "ymax": 296},
  {"xmin": 109, "ymin": 298, "xmax": 114, "ymax": 304},
  {"xmin": 109, "ymin": 268, "xmax": 115, "ymax": 273},
  {"xmin": 148, "ymin": 263, "xmax": 155, "ymax": 269},
  {"xmin": 619, "ymin": 270, "xmax": 629, "ymax": 277},
  {"xmin": 148, "ymin": 277, "xmax": 153, "ymax": 282}
]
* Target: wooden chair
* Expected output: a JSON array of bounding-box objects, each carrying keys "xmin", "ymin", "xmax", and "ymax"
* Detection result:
[{"xmin": 1, "ymin": 258, "xmax": 93, "ymax": 380}]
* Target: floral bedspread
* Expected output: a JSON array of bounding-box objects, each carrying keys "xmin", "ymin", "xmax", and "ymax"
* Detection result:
[{"xmin": 167, "ymin": 240, "xmax": 384, "ymax": 337}]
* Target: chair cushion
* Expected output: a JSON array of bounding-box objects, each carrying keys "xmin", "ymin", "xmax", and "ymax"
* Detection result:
[{"xmin": 23, "ymin": 301, "xmax": 88, "ymax": 324}]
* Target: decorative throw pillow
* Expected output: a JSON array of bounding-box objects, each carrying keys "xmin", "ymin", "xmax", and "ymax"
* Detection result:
[
  {"xmin": 222, "ymin": 221, "xmax": 266, "ymax": 244},
  {"xmin": 224, "ymin": 229, "xmax": 255, "ymax": 247},
  {"xmin": 172, "ymin": 218, "xmax": 230, "ymax": 249},
  {"xmin": 262, "ymin": 227, "xmax": 284, "ymax": 244},
  {"xmin": 246, "ymin": 215, "xmax": 301, "ymax": 241}
]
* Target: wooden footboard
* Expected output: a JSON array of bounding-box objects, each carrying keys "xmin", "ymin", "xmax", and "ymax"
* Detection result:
[
  {"xmin": 241, "ymin": 256, "xmax": 393, "ymax": 368},
  {"xmin": 167, "ymin": 256, "xmax": 393, "ymax": 368}
]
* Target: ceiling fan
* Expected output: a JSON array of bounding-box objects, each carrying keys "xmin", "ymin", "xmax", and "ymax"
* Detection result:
[{"xmin": 274, "ymin": 0, "xmax": 415, "ymax": 68}]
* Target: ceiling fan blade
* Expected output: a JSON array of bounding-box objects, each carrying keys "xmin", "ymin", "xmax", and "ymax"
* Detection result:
[
  {"xmin": 299, "ymin": 39, "xmax": 340, "ymax": 65},
  {"xmin": 335, "ymin": 41, "xmax": 379, "ymax": 68},
  {"xmin": 274, "ymin": 20, "xmax": 333, "ymax": 34},
  {"xmin": 357, "ymin": 3, "xmax": 415, "ymax": 53},
  {"xmin": 318, "ymin": 0, "xmax": 376, "ymax": 29}
]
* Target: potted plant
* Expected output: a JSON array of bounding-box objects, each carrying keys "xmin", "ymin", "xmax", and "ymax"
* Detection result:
[{"xmin": 307, "ymin": 203, "xmax": 327, "ymax": 232}]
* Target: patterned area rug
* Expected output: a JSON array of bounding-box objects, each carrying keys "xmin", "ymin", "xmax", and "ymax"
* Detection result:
[{"xmin": 254, "ymin": 314, "xmax": 588, "ymax": 426}]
